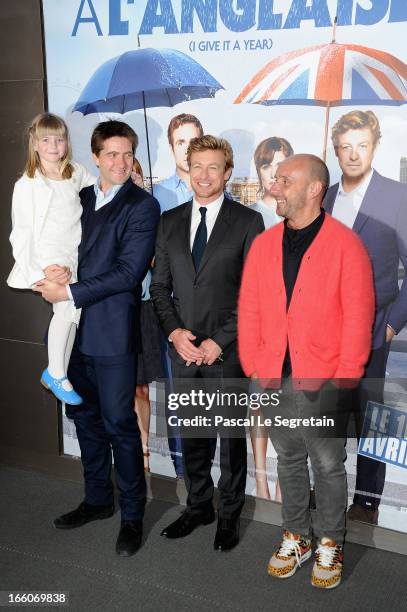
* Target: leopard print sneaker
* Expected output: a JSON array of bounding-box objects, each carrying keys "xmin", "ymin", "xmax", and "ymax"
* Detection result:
[
  {"xmin": 311, "ymin": 538, "xmax": 343, "ymax": 589},
  {"xmin": 267, "ymin": 531, "xmax": 312, "ymax": 578}
]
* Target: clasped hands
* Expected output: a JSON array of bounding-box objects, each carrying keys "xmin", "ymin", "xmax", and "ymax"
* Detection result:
[
  {"xmin": 169, "ymin": 328, "xmax": 222, "ymax": 366},
  {"xmin": 32, "ymin": 264, "xmax": 71, "ymax": 303}
]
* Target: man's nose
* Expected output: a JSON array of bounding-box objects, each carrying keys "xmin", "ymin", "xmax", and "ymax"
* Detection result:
[
  {"xmin": 270, "ymin": 179, "xmax": 280, "ymax": 195},
  {"xmin": 116, "ymin": 155, "xmax": 127, "ymax": 167},
  {"xmin": 199, "ymin": 166, "xmax": 210, "ymax": 179},
  {"xmin": 349, "ymin": 148, "xmax": 359, "ymax": 160}
]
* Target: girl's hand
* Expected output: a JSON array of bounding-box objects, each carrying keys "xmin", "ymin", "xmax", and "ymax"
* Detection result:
[{"xmin": 44, "ymin": 264, "xmax": 72, "ymax": 285}]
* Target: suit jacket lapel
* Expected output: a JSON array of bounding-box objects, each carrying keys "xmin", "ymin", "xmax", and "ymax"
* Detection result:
[
  {"xmin": 323, "ymin": 184, "xmax": 338, "ymax": 214},
  {"xmin": 352, "ymin": 170, "xmax": 379, "ymax": 235},
  {"xmin": 78, "ymin": 193, "xmax": 93, "ymax": 259},
  {"xmin": 197, "ymin": 199, "xmax": 231, "ymax": 276},
  {"xmin": 179, "ymin": 201, "xmax": 196, "ymax": 279},
  {"xmin": 80, "ymin": 180, "xmax": 132, "ymax": 263}
]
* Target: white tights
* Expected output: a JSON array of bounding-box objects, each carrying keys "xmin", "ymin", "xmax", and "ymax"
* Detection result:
[{"xmin": 47, "ymin": 309, "xmax": 76, "ymax": 380}]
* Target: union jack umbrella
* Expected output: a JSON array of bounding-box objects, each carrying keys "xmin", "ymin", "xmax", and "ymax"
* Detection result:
[{"xmin": 235, "ymin": 40, "xmax": 407, "ymax": 160}]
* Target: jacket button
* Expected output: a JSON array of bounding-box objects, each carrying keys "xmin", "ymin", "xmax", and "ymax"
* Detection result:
[
  {"xmin": 276, "ymin": 288, "xmax": 282, "ymax": 294},
  {"xmin": 273, "ymin": 256, "xmax": 278, "ymax": 262},
  {"xmin": 275, "ymin": 351, "xmax": 281, "ymax": 356}
]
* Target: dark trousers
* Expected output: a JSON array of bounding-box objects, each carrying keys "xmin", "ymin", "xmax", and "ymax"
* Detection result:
[
  {"xmin": 162, "ymin": 332, "xmax": 216, "ymax": 476},
  {"xmin": 171, "ymin": 360, "xmax": 247, "ymax": 520},
  {"xmin": 352, "ymin": 340, "xmax": 391, "ymax": 510},
  {"xmin": 66, "ymin": 345, "xmax": 146, "ymax": 521},
  {"xmin": 161, "ymin": 333, "xmax": 184, "ymax": 476}
]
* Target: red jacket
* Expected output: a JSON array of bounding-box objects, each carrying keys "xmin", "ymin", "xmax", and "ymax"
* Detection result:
[{"xmin": 238, "ymin": 214, "xmax": 375, "ymax": 389}]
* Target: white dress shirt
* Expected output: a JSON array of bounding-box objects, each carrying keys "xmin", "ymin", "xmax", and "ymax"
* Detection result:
[
  {"xmin": 190, "ymin": 194, "xmax": 224, "ymax": 250},
  {"xmin": 331, "ymin": 169, "xmax": 373, "ymax": 229}
]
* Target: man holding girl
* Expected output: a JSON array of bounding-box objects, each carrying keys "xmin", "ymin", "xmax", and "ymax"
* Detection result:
[{"xmin": 30, "ymin": 118, "xmax": 160, "ymax": 556}]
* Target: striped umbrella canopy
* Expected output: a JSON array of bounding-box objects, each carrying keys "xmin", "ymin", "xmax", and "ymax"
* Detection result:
[
  {"xmin": 235, "ymin": 42, "xmax": 407, "ymax": 106},
  {"xmin": 234, "ymin": 42, "xmax": 407, "ymax": 159}
]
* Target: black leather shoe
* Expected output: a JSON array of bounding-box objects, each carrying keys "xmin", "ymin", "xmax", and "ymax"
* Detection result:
[
  {"xmin": 116, "ymin": 520, "xmax": 143, "ymax": 557},
  {"xmin": 54, "ymin": 502, "xmax": 114, "ymax": 529},
  {"xmin": 347, "ymin": 503, "xmax": 378, "ymax": 525},
  {"xmin": 214, "ymin": 518, "xmax": 240, "ymax": 551},
  {"xmin": 161, "ymin": 509, "xmax": 215, "ymax": 538}
]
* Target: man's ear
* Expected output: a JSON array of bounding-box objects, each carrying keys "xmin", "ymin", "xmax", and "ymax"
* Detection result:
[
  {"xmin": 309, "ymin": 181, "xmax": 324, "ymax": 200},
  {"xmin": 92, "ymin": 152, "xmax": 99, "ymax": 167},
  {"xmin": 224, "ymin": 167, "xmax": 232, "ymax": 182}
]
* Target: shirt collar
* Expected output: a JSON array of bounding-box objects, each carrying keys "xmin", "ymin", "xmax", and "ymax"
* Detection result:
[
  {"xmin": 338, "ymin": 168, "xmax": 373, "ymax": 198},
  {"xmin": 94, "ymin": 179, "xmax": 123, "ymax": 199},
  {"xmin": 192, "ymin": 193, "xmax": 224, "ymax": 218},
  {"xmin": 284, "ymin": 209, "xmax": 325, "ymax": 236},
  {"xmin": 168, "ymin": 172, "xmax": 189, "ymax": 191}
]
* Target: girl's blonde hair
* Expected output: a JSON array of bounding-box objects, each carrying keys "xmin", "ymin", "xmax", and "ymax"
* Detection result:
[{"xmin": 25, "ymin": 113, "xmax": 73, "ymax": 179}]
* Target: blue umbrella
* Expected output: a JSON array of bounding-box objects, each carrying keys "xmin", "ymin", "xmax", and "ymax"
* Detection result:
[{"xmin": 73, "ymin": 48, "xmax": 224, "ymax": 114}]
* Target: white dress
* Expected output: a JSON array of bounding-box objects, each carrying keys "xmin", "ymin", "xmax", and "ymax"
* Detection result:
[
  {"xmin": 38, "ymin": 177, "xmax": 83, "ymax": 273},
  {"xmin": 7, "ymin": 162, "xmax": 95, "ymax": 323}
]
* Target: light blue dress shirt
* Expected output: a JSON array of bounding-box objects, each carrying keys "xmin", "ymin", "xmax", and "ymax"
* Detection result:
[
  {"xmin": 94, "ymin": 181, "xmax": 123, "ymax": 210},
  {"xmin": 153, "ymin": 173, "xmax": 193, "ymax": 213}
]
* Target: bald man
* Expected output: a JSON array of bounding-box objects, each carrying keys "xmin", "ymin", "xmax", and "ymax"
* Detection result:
[{"xmin": 238, "ymin": 154, "xmax": 375, "ymax": 589}]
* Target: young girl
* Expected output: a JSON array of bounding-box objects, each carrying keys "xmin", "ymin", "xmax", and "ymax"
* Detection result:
[{"xmin": 7, "ymin": 113, "xmax": 95, "ymax": 405}]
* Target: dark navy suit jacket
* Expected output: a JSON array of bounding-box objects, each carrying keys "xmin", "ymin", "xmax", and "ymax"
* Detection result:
[
  {"xmin": 324, "ymin": 170, "xmax": 407, "ymax": 349},
  {"xmin": 70, "ymin": 178, "xmax": 160, "ymax": 357}
]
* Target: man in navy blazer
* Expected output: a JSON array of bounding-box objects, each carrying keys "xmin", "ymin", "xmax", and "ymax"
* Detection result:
[
  {"xmin": 35, "ymin": 121, "xmax": 160, "ymax": 554},
  {"xmin": 324, "ymin": 110, "xmax": 407, "ymax": 524}
]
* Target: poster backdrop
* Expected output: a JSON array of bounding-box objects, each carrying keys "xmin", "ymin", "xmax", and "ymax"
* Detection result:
[{"xmin": 42, "ymin": 0, "xmax": 407, "ymax": 531}]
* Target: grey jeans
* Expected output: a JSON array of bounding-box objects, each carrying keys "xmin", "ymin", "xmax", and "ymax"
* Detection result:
[{"xmin": 267, "ymin": 378, "xmax": 347, "ymax": 544}]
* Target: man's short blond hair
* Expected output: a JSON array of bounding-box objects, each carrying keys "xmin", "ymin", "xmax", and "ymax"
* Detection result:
[
  {"xmin": 331, "ymin": 110, "xmax": 381, "ymax": 148},
  {"xmin": 187, "ymin": 135, "xmax": 234, "ymax": 171}
]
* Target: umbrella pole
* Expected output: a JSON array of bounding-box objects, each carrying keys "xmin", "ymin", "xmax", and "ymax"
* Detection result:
[
  {"xmin": 322, "ymin": 16, "xmax": 336, "ymax": 162},
  {"xmin": 322, "ymin": 102, "xmax": 331, "ymax": 163},
  {"xmin": 141, "ymin": 90, "xmax": 154, "ymax": 195},
  {"xmin": 137, "ymin": 35, "xmax": 154, "ymax": 195}
]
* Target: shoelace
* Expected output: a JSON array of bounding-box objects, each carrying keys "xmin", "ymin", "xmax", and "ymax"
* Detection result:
[
  {"xmin": 315, "ymin": 543, "xmax": 339, "ymax": 568},
  {"xmin": 57, "ymin": 378, "xmax": 74, "ymax": 392},
  {"xmin": 278, "ymin": 537, "xmax": 304, "ymax": 566}
]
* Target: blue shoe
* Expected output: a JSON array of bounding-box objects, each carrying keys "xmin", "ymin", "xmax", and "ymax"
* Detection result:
[{"xmin": 40, "ymin": 368, "xmax": 83, "ymax": 405}]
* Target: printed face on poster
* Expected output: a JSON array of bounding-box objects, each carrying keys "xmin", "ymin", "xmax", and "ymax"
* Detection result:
[{"xmin": 42, "ymin": 0, "xmax": 407, "ymax": 532}]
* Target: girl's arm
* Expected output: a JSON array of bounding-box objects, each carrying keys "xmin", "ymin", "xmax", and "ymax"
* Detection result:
[{"xmin": 9, "ymin": 180, "xmax": 45, "ymax": 286}]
